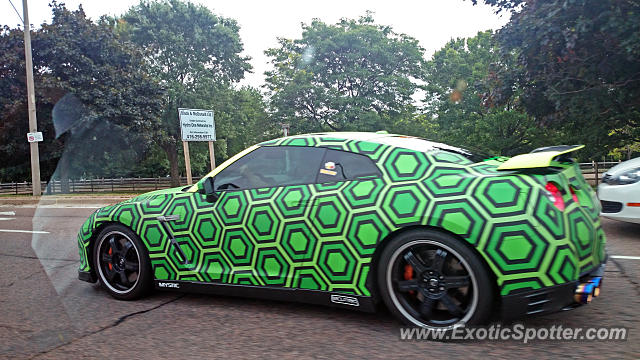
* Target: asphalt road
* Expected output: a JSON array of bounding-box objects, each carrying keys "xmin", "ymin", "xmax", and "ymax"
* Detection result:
[{"xmin": 0, "ymin": 204, "xmax": 638, "ymax": 359}]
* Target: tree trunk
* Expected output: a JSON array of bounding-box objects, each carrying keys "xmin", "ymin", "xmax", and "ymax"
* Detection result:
[
  {"xmin": 163, "ymin": 142, "xmax": 181, "ymax": 187},
  {"xmin": 59, "ymin": 153, "xmax": 70, "ymax": 194}
]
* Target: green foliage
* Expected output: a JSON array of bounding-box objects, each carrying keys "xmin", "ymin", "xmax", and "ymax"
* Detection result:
[
  {"xmin": 265, "ymin": 14, "xmax": 426, "ymax": 134},
  {"xmin": 423, "ymin": 31, "xmax": 544, "ymax": 156},
  {"xmin": 118, "ymin": 0, "xmax": 268, "ymax": 185},
  {"xmin": 119, "ymin": 0, "xmax": 250, "ymax": 88},
  {"xmin": 39, "ymin": 4, "xmax": 164, "ymax": 133},
  {"xmin": 609, "ymin": 142, "xmax": 640, "ymax": 161},
  {"xmin": 473, "ymin": 0, "xmax": 640, "ymax": 158},
  {"xmin": 0, "ymin": 2, "xmax": 164, "ymax": 183},
  {"xmin": 471, "ymin": 0, "xmax": 524, "ymax": 13}
]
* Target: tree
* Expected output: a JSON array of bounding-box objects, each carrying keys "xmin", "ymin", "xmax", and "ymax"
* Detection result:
[
  {"xmin": 471, "ymin": 0, "xmax": 524, "ymax": 13},
  {"xmin": 423, "ymin": 31, "xmax": 544, "ymax": 155},
  {"xmin": 118, "ymin": 0, "xmax": 252, "ymax": 186},
  {"xmin": 472, "ymin": 0, "xmax": 640, "ymax": 159},
  {"xmin": 265, "ymin": 14, "xmax": 426, "ymax": 134},
  {"xmin": 0, "ymin": 2, "xmax": 164, "ymax": 187}
]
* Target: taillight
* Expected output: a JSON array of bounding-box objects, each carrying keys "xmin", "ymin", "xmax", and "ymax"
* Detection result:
[
  {"xmin": 545, "ymin": 182, "xmax": 565, "ymax": 211},
  {"xmin": 569, "ymin": 186, "xmax": 579, "ymax": 204}
]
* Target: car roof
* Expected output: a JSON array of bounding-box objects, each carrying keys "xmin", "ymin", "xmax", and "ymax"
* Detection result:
[
  {"xmin": 262, "ymin": 132, "xmax": 473, "ymax": 155},
  {"xmin": 287, "ymin": 131, "xmax": 392, "ymax": 142}
]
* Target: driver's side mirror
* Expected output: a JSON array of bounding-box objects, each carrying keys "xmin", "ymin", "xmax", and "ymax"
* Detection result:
[{"xmin": 199, "ymin": 177, "xmax": 219, "ymax": 202}]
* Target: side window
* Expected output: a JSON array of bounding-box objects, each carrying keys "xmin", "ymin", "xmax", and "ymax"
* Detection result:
[
  {"xmin": 317, "ymin": 149, "xmax": 381, "ymax": 183},
  {"xmin": 214, "ymin": 146, "xmax": 326, "ymax": 190}
]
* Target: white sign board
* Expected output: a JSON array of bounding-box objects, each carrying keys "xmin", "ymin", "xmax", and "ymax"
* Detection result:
[
  {"xmin": 178, "ymin": 108, "xmax": 215, "ymax": 141},
  {"xmin": 27, "ymin": 132, "xmax": 43, "ymax": 142}
]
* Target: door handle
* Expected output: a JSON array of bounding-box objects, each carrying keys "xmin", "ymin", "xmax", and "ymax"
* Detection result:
[{"xmin": 156, "ymin": 215, "xmax": 190, "ymax": 265}]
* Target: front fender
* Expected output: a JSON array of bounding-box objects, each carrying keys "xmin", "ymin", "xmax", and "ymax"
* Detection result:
[{"xmin": 77, "ymin": 190, "xmax": 179, "ymax": 275}]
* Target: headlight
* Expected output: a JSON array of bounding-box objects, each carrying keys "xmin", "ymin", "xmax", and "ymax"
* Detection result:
[{"xmin": 604, "ymin": 167, "xmax": 640, "ymax": 185}]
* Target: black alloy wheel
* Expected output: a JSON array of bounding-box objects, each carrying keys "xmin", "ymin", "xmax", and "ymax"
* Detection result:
[
  {"xmin": 94, "ymin": 225, "xmax": 151, "ymax": 300},
  {"xmin": 378, "ymin": 229, "xmax": 493, "ymax": 329}
]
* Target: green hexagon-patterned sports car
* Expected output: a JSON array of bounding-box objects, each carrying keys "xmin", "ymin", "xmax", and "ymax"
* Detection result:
[{"xmin": 77, "ymin": 132, "xmax": 606, "ymax": 329}]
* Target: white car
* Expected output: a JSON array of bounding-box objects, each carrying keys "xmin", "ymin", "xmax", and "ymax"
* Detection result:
[{"xmin": 597, "ymin": 157, "xmax": 640, "ymax": 224}]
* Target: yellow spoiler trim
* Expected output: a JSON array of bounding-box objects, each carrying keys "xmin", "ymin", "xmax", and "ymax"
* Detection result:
[{"xmin": 497, "ymin": 145, "xmax": 585, "ymax": 171}]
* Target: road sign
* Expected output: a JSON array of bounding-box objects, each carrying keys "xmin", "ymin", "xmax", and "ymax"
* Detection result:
[
  {"xmin": 179, "ymin": 108, "xmax": 215, "ymax": 141},
  {"xmin": 178, "ymin": 109, "xmax": 217, "ymax": 185},
  {"xmin": 26, "ymin": 132, "xmax": 43, "ymax": 142}
]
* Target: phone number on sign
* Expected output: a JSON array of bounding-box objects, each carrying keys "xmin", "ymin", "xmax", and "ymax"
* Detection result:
[{"xmin": 185, "ymin": 134, "xmax": 214, "ymax": 140}]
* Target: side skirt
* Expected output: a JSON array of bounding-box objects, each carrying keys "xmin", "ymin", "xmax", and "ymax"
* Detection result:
[{"xmin": 154, "ymin": 280, "xmax": 377, "ymax": 313}]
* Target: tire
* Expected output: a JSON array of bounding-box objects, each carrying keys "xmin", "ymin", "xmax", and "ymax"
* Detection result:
[
  {"xmin": 93, "ymin": 224, "xmax": 152, "ymax": 300},
  {"xmin": 377, "ymin": 229, "xmax": 493, "ymax": 329}
]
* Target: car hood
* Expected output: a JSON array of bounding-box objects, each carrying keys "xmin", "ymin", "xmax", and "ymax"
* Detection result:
[
  {"xmin": 605, "ymin": 157, "xmax": 640, "ymax": 176},
  {"xmin": 114, "ymin": 186, "xmax": 187, "ymax": 206}
]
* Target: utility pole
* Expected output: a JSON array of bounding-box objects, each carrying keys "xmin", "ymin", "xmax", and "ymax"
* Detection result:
[{"xmin": 22, "ymin": 0, "xmax": 41, "ymax": 196}]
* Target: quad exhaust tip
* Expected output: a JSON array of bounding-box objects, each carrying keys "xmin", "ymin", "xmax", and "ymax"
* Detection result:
[{"xmin": 574, "ymin": 277, "xmax": 602, "ymax": 304}]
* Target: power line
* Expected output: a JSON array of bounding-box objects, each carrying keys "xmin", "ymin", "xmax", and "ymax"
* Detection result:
[{"xmin": 6, "ymin": 0, "xmax": 24, "ymax": 24}]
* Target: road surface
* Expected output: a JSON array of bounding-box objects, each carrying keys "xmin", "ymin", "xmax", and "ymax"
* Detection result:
[{"xmin": 0, "ymin": 204, "xmax": 638, "ymax": 358}]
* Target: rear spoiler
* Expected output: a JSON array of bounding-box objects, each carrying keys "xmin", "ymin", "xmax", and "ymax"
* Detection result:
[{"xmin": 497, "ymin": 145, "xmax": 584, "ymax": 171}]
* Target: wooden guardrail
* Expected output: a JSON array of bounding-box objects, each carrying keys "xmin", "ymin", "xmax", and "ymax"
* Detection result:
[
  {"xmin": 0, "ymin": 177, "xmax": 202, "ymax": 195},
  {"xmin": 579, "ymin": 161, "xmax": 620, "ymax": 186}
]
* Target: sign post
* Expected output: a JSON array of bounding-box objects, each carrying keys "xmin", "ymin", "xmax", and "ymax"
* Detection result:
[
  {"xmin": 182, "ymin": 141, "xmax": 192, "ymax": 185},
  {"xmin": 178, "ymin": 109, "xmax": 216, "ymax": 185},
  {"xmin": 281, "ymin": 123, "xmax": 290, "ymax": 137},
  {"xmin": 208, "ymin": 141, "xmax": 215, "ymax": 170}
]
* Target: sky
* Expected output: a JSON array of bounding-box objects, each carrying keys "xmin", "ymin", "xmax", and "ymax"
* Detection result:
[{"xmin": 1, "ymin": 0, "xmax": 509, "ymax": 87}]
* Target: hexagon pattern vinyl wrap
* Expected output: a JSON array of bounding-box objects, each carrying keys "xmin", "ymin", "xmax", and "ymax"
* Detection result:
[{"xmin": 78, "ymin": 135, "xmax": 606, "ymax": 296}]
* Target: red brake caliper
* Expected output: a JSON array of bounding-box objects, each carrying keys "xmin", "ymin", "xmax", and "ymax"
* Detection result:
[
  {"xmin": 404, "ymin": 265, "xmax": 415, "ymax": 295},
  {"xmin": 107, "ymin": 247, "xmax": 113, "ymax": 271}
]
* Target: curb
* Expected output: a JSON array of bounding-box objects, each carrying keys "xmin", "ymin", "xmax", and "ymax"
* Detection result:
[{"xmin": 0, "ymin": 196, "xmax": 136, "ymax": 206}]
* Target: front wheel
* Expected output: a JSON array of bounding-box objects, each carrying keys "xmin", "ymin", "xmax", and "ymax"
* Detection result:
[
  {"xmin": 377, "ymin": 229, "xmax": 494, "ymax": 329},
  {"xmin": 93, "ymin": 224, "xmax": 152, "ymax": 300}
]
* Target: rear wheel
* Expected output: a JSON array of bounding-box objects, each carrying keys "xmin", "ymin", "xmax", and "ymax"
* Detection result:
[
  {"xmin": 93, "ymin": 224, "xmax": 152, "ymax": 300},
  {"xmin": 378, "ymin": 229, "xmax": 493, "ymax": 329}
]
